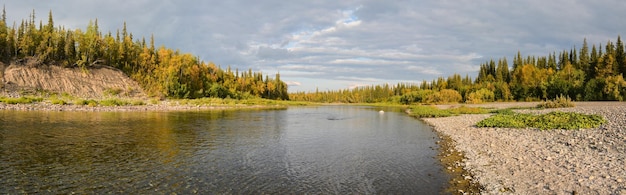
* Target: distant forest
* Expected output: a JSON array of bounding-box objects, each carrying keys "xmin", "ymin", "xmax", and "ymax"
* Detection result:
[
  {"xmin": 2, "ymin": 9, "xmax": 624, "ymax": 103},
  {"xmin": 0, "ymin": 9, "xmax": 289, "ymax": 100},
  {"xmin": 291, "ymin": 36, "xmax": 626, "ymax": 103}
]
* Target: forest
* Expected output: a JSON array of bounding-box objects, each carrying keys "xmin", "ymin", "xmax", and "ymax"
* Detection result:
[
  {"xmin": 2, "ymin": 9, "xmax": 625, "ymax": 104},
  {"xmin": 0, "ymin": 9, "xmax": 289, "ymax": 100},
  {"xmin": 290, "ymin": 37, "xmax": 626, "ymax": 104}
]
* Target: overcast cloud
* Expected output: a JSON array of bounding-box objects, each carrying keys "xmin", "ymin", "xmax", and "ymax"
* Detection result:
[{"xmin": 3, "ymin": 0, "xmax": 626, "ymax": 92}]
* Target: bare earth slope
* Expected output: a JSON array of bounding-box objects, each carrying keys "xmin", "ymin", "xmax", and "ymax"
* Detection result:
[{"xmin": 1, "ymin": 61, "xmax": 145, "ymax": 98}]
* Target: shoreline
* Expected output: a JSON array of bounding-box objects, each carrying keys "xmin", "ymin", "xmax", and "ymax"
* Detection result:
[
  {"xmin": 0, "ymin": 102, "xmax": 287, "ymax": 112},
  {"xmin": 422, "ymin": 102, "xmax": 626, "ymax": 194}
]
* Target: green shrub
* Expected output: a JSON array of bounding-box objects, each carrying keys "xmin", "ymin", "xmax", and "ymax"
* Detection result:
[
  {"xmin": 466, "ymin": 88, "xmax": 495, "ymax": 104},
  {"xmin": 537, "ymin": 95, "xmax": 574, "ymax": 108},
  {"xmin": 476, "ymin": 113, "xmax": 533, "ymax": 128},
  {"xmin": 477, "ymin": 111, "xmax": 605, "ymax": 130},
  {"xmin": 400, "ymin": 90, "xmax": 434, "ymax": 104},
  {"xmin": 423, "ymin": 89, "xmax": 463, "ymax": 104}
]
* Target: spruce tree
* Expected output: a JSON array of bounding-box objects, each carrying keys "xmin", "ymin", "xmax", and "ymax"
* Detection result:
[
  {"xmin": 579, "ymin": 38, "xmax": 590, "ymax": 78},
  {"xmin": 615, "ymin": 36, "xmax": 626, "ymax": 77}
]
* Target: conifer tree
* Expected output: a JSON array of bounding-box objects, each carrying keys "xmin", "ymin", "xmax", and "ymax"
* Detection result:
[
  {"xmin": 615, "ymin": 36, "xmax": 626, "ymax": 76},
  {"xmin": 579, "ymin": 38, "xmax": 590, "ymax": 78}
]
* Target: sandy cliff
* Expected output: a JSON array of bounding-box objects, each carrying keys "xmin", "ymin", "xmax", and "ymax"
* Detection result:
[{"xmin": 0, "ymin": 59, "xmax": 146, "ymax": 98}]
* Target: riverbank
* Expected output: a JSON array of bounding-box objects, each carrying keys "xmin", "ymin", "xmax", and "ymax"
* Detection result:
[
  {"xmin": 0, "ymin": 100, "xmax": 293, "ymax": 112},
  {"xmin": 423, "ymin": 102, "xmax": 626, "ymax": 194}
]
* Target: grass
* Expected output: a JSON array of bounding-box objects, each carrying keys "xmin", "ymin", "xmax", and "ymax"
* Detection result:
[
  {"xmin": 74, "ymin": 99, "xmax": 99, "ymax": 106},
  {"xmin": 408, "ymin": 105, "xmax": 490, "ymax": 118},
  {"xmin": 0, "ymin": 94, "xmax": 311, "ymax": 109},
  {"xmin": 0, "ymin": 96, "xmax": 44, "ymax": 104},
  {"xmin": 476, "ymin": 111, "xmax": 605, "ymax": 130},
  {"xmin": 50, "ymin": 99, "xmax": 68, "ymax": 105},
  {"xmin": 99, "ymin": 98, "xmax": 131, "ymax": 106}
]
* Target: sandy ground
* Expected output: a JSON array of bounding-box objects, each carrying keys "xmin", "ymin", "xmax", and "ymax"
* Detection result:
[{"xmin": 423, "ymin": 102, "xmax": 626, "ymax": 194}]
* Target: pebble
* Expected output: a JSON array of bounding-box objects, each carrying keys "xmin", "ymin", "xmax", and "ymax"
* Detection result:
[{"xmin": 422, "ymin": 102, "xmax": 626, "ymax": 195}]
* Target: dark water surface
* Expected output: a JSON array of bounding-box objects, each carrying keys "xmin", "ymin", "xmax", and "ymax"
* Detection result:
[{"xmin": 0, "ymin": 106, "xmax": 447, "ymax": 194}]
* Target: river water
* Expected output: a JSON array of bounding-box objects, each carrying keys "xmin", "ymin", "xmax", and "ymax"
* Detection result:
[{"xmin": 0, "ymin": 106, "xmax": 447, "ymax": 194}]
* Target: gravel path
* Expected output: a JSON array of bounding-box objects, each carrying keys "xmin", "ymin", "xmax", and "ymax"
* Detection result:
[{"xmin": 423, "ymin": 102, "xmax": 626, "ymax": 194}]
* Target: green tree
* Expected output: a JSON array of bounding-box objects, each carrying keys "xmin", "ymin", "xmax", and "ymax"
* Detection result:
[{"xmin": 616, "ymin": 36, "xmax": 626, "ymax": 77}]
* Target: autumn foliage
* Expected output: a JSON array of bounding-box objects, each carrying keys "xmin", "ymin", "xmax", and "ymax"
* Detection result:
[
  {"xmin": 0, "ymin": 9, "xmax": 288, "ymax": 100},
  {"xmin": 291, "ymin": 37, "xmax": 626, "ymax": 103}
]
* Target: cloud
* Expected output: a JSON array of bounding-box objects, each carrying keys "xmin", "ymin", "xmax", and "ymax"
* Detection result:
[
  {"xmin": 4, "ymin": 0, "xmax": 626, "ymax": 92},
  {"xmin": 285, "ymin": 81, "xmax": 301, "ymax": 86}
]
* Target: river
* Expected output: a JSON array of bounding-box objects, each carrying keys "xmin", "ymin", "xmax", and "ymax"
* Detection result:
[{"xmin": 0, "ymin": 106, "xmax": 447, "ymax": 194}]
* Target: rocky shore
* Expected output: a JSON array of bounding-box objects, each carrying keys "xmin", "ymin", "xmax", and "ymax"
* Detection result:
[
  {"xmin": 423, "ymin": 102, "xmax": 626, "ymax": 194},
  {"xmin": 0, "ymin": 102, "xmax": 283, "ymax": 112}
]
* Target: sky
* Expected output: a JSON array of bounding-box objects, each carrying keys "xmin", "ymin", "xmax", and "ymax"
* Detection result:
[{"xmin": 2, "ymin": 0, "xmax": 626, "ymax": 92}]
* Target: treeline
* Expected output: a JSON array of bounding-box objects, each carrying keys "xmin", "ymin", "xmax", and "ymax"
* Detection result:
[
  {"xmin": 290, "ymin": 37, "xmax": 626, "ymax": 103},
  {"xmin": 0, "ymin": 9, "xmax": 288, "ymax": 99}
]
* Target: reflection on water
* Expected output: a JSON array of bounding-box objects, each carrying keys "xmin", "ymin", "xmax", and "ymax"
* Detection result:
[{"xmin": 0, "ymin": 106, "xmax": 447, "ymax": 194}]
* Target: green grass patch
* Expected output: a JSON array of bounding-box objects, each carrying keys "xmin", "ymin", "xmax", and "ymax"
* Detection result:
[
  {"xmin": 0, "ymin": 96, "xmax": 44, "ymax": 104},
  {"xmin": 477, "ymin": 111, "xmax": 605, "ymax": 130},
  {"xmin": 409, "ymin": 105, "xmax": 453, "ymax": 117},
  {"xmin": 408, "ymin": 105, "xmax": 489, "ymax": 118},
  {"xmin": 130, "ymin": 100, "xmax": 146, "ymax": 106},
  {"xmin": 50, "ymin": 99, "xmax": 68, "ymax": 105},
  {"xmin": 448, "ymin": 106, "xmax": 490, "ymax": 115},
  {"xmin": 489, "ymin": 108, "xmax": 516, "ymax": 115},
  {"xmin": 99, "ymin": 99, "xmax": 131, "ymax": 106}
]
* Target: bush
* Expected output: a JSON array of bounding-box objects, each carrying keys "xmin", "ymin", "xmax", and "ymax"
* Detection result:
[
  {"xmin": 466, "ymin": 88, "xmax": 495, "ymax": 104},
  {"xmin": 424, "ymin": 89, "xmax": 463, "ymax": 104},
  {"xmin": 537, "ymin": 95, "xmax": 574, "ymax": 108},
  {"xmin": 400, "ymin": 90, "xmax": 434, "ymax": 104},
  {"xmin": 400, "ymin": 89, "xmax": 463, "ymax": 104},
  {"xmin": 477, "ymin": 111, "xmax": 605, "ymax": 130}
]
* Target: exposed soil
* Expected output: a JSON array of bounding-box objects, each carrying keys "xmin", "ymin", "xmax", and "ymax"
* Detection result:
[{"xmin": 0, "ymin": 58, "xmax": 145, "ymax": 98}]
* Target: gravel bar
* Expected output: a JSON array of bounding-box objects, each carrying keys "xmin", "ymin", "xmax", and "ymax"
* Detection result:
[{"xmin": 423, "ymin": 102, "xmax": 626, "ymax": 194}]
